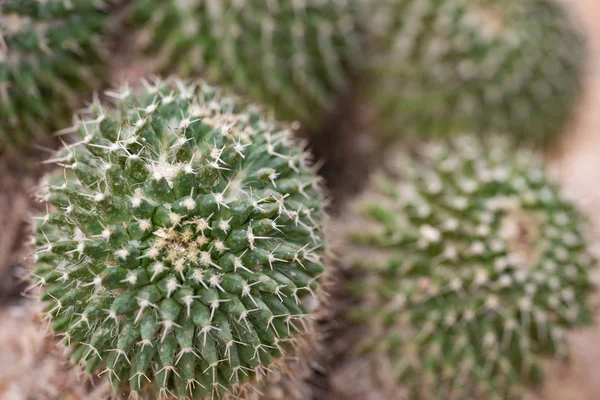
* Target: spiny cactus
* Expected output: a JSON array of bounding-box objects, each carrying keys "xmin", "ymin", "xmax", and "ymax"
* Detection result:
[
  {"xmin": 0, "ymin": 0, "xmax": 109, "ymax": 150},
  {"xmin": 32, "ymin": 78, "xmax": 325, "ymax": 400},
  {"xmin": 0, "ymin": 301, "xmax": 111, "ymax": 400},
  {"xmin": 369, "ymin": 0, "xmax": 585, "ymax": 145},
  {"xmin": 345, "ymin": 135, "xmax": 596, "ymax": 399},
  {"xmin": 128, "ymin": 0, "xmax": 363, "ymax": 128}
]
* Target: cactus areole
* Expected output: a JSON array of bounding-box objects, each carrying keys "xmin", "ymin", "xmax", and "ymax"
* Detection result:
[
  {"xmin": 348, "ymin": 135, "xmax": 596, "ymax": 399},
  {"xmin": 33, "ymin": 78, "xmax": 325, "ymax": 399}
]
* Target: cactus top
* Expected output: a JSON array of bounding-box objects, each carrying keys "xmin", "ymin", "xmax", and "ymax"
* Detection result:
[
  {"xmin": 33, "ymin": 78, "xmax": 325, "ymax": 399},
  {"xmin": 129, "ymin": 0, "xmax": 363, "ymax": 128},
  {"xmin": 0, "ymin": 0, "xmax": 108, "ymax": 150},
  {"xmin": 347, "ymin": 135, "xmax": 596, "ymax": 399},
  {"xmin": 370, "ymin": 0, "xmax": 586, "ymax": 145}
]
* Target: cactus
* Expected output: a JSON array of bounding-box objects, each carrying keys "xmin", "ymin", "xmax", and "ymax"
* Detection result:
[
  {"xmin": 128, "ymin": 0, "xmax": 363, "ymax": 128},
  {"xmin": 369, "ymin": 0, "xmax": 585, "ymax": 145},
  {"xmin": 0, "ymin": 0, "xmax": 109, "ymax": 150},
  {"xmin": 0, "ymin": 301, "xmax": 111, "ymax": 400},
  {"xmin": 344, "ymin": 135, "xmax": 596, "ymax": 399},
  {"xmin": 32, "ymin": 78, "xmax": 325, "ymax": 399}
]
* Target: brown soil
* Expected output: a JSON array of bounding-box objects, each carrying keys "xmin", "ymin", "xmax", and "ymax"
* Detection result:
[{"xmin": 0, "ymin": 149, "xmax": 54, "ymax": 300}]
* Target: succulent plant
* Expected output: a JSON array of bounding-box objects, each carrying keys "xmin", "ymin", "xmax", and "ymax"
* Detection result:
[
  {"xmin": 345, "ymin": 135, "xmax": 596, "ymax": 399},
  {"xmin": 32, "ymin": 78, "xmax": 325, "ymax": 399},
  {"xmin": 128, "ymin": 0, "xmax": 364, "ymax": 128},
  {"xmin": 0, "ymin": 301, "xmax": 111, "ymax": 400},
  {"xmin": 0, "ymin": 0, "xmax": 109, "ymax": 150},
  {"xmin": 369, "ymin": 0, "xmax": 586, "ymax": 145}
]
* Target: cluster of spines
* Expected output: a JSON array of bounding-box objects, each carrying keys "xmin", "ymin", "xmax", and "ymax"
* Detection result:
[
  {"xmin": 0, "ymin": 0, "xmax": 110, "ymax": 149},
  {"xmin": 32, "ymin": 78, "xmax": 325, "ymax": 399},
  {"xmin": 346, "ymin": 135, "xmax": 596, "ymax": 399},
  {"xmin": 368, "ymin": 0, "xmax": 585, "ymax": 144},
  {"xmin": 128, "ymin": 0, "xmax": 364, "ymax": 127}
]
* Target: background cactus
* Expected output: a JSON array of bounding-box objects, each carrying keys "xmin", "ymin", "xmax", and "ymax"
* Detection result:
[
  {"xmin": 368, "ymin": 0, "xmax": 586, "ymax": 145},
  {"xmin": 127, "ymin": 0, "xmax": 364, "ymax": 128},
  {"xmin": 0, "ymin": 0, "xmax": 110, "ymax": 150},
  {"xmin": 344, "ymin": 135, "xmax": 596, "ymax": 399},
  {"xmin": 0, "ymin": 301, "xmax": 111, "ymax": 400},
  {"xmin": 32, "ymin": 78, "xmax": 325, "ymax": 399}
]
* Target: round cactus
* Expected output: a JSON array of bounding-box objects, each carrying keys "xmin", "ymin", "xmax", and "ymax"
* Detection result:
[
  {"xmin": 369, "ymin": 0, "xmax": 586, "ymax": 145},
  {"xmin": 32, "ymin": 78, "xmax": 325, "ymax": 399},
  {"xmin": 127, "ymin": 0, "xmax": 363, "ymax": 128},
  {"xmin": 344, "ymin": 135, "xmax": 596, "ymax": 399},
  {"xmin": 0, "ymin": 0, "xmax": 109, "ymax": 150}
]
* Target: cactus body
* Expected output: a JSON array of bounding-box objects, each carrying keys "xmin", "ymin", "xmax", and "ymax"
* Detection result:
[
  {"xmin": 0, "ymin": 0, "xmax": 108, "ymax": 150},
  {"xmin": 370, "ymin": 0, "xmax": 585, "ymax": 145},
  {"xmin": 33, "ymin": 78, "xmax": 325, "ymax": 399},
  {"xmin": 129, "ymin": 0, "xmax": 362, "ymax": 128},
  {"xmin": 346, "ymin": 135, "xmax": 596, "ymax": 399}
]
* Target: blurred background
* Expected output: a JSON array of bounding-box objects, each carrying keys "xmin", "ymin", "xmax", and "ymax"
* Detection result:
[
  {"xmin": 1, "ymin": 0, "xmax": 600, "ymax": 399},
  {"xmin": 532, "ymin": 0, "xmax": 600, "ymax": 397}
]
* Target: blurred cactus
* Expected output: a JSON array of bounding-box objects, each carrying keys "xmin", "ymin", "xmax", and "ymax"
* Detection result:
[
  {"xmin": 32, "ymin": 78, "xmax": 325, "ymax": 399},
  {"xmin": 345, "ymin": 135, "xmax": 596, "ymax": 399},
  {"xmin": 128, "ymin": 0, "xmax": 364, "ymax": 128},
  {"xmin": 369, "ymin": 0, "xmax": 586, "ymax": 145},
  {"xmin": 0, "ymin": 0, "xmax": 112, "ymax": 151},
  {"xmin": 0, "ymin": 301, "xmax": 111, "ymax": 400}
]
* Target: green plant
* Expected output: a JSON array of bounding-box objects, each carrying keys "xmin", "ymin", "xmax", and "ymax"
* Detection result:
[
  {"xmin": 369, "ymin": 0, "xmax": 585, "ymax": 145},
  {"xmin": 345, "ymin": 135, "xmax": 596, "ymax": 399},
  {"xmin": 128, "ymin": 0, "xmax": 364, "ymax": 128},
  {"xmin": 32, "ymin": 78, "xmax": 325, "ymax": 399},
  {"xmin": 0, "ymin": 0, "xmax": 109, "ymax": 150}
]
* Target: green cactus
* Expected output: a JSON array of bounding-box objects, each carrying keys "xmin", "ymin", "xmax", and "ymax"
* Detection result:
[
  {"xmin": 345, "ymin": 135, "xmax": 596, "ymax": 399},
  {"xmin": 369, "ymin": 0, "xmax": 586, "ymax": 145},
  {"xmin": 32, "ymin": 78, "xmax": 325, "ymax": 400},
  {"xmin": 0, "ymin": 0, "xmax": 110, "ymax": 150},
  {"xmin": 127, "ymin": 0, "xmax": 363, "ymax": 128}
]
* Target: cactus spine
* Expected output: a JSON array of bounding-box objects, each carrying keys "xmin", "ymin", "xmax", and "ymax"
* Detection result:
[
  {"xmin": 345, "ymin": 135, "xmax": 596, "ymax": 399},
  {"xmin": 33, "ymin": 78, "xmax": 325, "ymax": 399},
  {"xmin": 369, "ymin": 0, "xmax": 585, "ymax": 145},
  {"xmin": 128, "ymin": 0, "xmax": 363, "ymax": 128}
]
